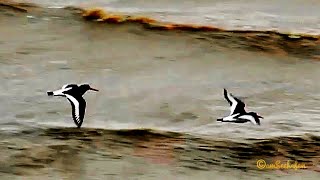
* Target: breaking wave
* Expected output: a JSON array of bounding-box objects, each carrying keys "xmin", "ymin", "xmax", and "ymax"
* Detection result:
[{"xmin": 1, "ymin": 0, "xmax": 319, "ymax": 60}]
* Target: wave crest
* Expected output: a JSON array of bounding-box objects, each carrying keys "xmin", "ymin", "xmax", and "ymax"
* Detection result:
[{"xmin": 80, "ymin": 8, "xmax": 320, "ymax": 60}]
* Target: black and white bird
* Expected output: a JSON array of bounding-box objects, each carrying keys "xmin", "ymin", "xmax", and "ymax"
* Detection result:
[
  {"xmin": 47, "ymin": 84, "xmax": 98, "ymax": 128},
  {"xmin": 217, "ymin": 89, "xmax": 263, "ymax": 125}
]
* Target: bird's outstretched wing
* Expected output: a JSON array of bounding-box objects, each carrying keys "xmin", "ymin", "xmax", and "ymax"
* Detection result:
[
  {"xmin": 223, "ymin": 89, "xmax": 246, "ymax": 115},
  {"xmin": 65, "ymin": 94, "xmax": 86, "ymax": 128},
  {"xmin": 224, "ymin": 88, "xmax": 232, "ymax": 106}
]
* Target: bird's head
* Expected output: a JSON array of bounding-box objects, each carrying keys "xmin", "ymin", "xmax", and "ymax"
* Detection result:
[
  {"xmin": 249, "ymin": 112, "xmax": 263, "ymax": 119},
  {"xmin": 248, "ymin": 112, "xmax": 263, "ymax": 125},
  {"xmin": 79, "ymin": 84, "xmax": 99, "ymax": 94}
]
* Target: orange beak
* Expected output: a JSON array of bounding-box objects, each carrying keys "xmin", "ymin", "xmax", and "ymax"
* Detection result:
[{"xmin": 89, "ymin": 87, "xmax": 99, "ymax": 91}]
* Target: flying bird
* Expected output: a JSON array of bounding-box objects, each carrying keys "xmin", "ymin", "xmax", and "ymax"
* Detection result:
[
  {"xmin": 217, "ymin": 88, "xmax": 263, "ymax": 125},
  {"xmin": 47, "ymin": 84, "xmax": 98, "ymax": 128}
]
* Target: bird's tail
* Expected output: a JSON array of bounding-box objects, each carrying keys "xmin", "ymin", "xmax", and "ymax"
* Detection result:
[
  {"xmin": 47, "ymin": 89, "xmax": 66, "ymax": 97},
  {"xmin": 217, "ymin": 118, "xmax": 223, "ymax": 122}
]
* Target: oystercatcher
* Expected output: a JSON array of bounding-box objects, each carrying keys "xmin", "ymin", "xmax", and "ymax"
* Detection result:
[
  {"xmin": 47, "ymin": 84, "xmax": 98, "ymax": 128},
  {"xmin": 217, "ymin": 89, "xmax": 263, "ymax": 125}
]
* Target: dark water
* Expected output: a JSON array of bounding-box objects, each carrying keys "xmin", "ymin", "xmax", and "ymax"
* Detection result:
[
  {"xmin": 1, "ymin": 128, "xmax": 320, "ymax": 179},
  {"xmin": 0, "ymin": 1, "xmax": 320, "ymax": 179}
]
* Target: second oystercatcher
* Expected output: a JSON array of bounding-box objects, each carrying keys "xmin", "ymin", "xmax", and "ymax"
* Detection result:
[{"xmin": 217, "ymin": 88, "xmax": 263, "ymax": 125}]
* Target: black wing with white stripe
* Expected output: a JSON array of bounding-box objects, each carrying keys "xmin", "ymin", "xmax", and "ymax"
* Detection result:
[
  {"xmin": 223, "ymin": 89, "xmax": 246, "ymax": 115},
  {"xmin": 65, "ymin": 94, "xmax": 86, "ymax": 128}
]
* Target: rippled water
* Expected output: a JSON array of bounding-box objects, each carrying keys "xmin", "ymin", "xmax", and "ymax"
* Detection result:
[
  {"xmin": 0, "ymin": 1, "xmax": 319, "ymax": 179},
  {"xmin": 1, "ymin": 6, "xmax": 319, "ymax": 139},
  {"xmin": 23, "ymin": 0, "xmax": 320, "ymax": 34}
]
